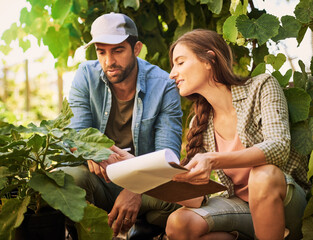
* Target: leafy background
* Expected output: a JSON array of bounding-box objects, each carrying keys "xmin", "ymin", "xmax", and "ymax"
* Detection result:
[{"xmin": 0, "ymin": 0, "xmax": 313, "ymax": 238}]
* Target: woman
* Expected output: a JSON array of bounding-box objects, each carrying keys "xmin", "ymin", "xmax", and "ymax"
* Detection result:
[{"xmin": 166, "ymin": 29, "xmax": 310, "ymax": 240}]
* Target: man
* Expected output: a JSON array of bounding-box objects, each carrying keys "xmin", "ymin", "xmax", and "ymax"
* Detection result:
[{"xmin": 65, "ymin": 12, "xmax": 183, "ymax": 239}]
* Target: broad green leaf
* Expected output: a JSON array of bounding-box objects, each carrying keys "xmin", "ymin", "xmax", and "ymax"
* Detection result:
[
  {"xmin": 251, "ymin": 63, "xmax": 266, "ymax": 77},
  {"xmin": 236, "ymin": 14, "xmax": 280, "ymax": 45},
  {"xmin": 272, "ymin": 16, "xmax": 301, "ymax": 42},
  {"xmin": 308, "ymin": 150, "xmax": 313, "ymax": 181},
  {"xmin": 174, "ymin": 0, "xmax": 187, "ymax": 26},
  {"xmin": 27, "ymin": 134, "xmax": 44, "ymax": 153},
  {"xmin": 252, "ymin": 44, "xmax": 269, "ymax": 66},
  {"xmin": 297, "ymin": 25, "xmax": 308, "ymax": 46},
  {"xmin": 294, "ymin": 0, "xmax": 313, "ymax": 24},
  {"xmin": 63, "ymin": 128, "xmax": 114, "ymax": 162},
  {"xmin": 0, "ymin": 197, "xmax": 30, "ymax": 240},
  {"xmin": 290, "ymin": 120, "xmax": 313, "ymax": 155},
  {"xmin": 52, "ymin": 0, "xmax": 73, "ymax": 24},
  {"xmin": 264, "ymin": 53, "xmax": 286, "ymax": 71},
  {"xmin": 293, "ymin": 71, "xmax": 306, "ymax": 89},
  {"xmin": 0, "ymin": 44, "xmax": 12, "ymax": 55},
  {"xmin": 28, "ymin": 172, "xmax": 87, "ymax": 222},
  {"xmin": 19, "ymin": 39, "xmax": 31, "ymax": 52},
  {"xmin": 223, "ymin": 16, "xmax": 238, "ymax": 43},
  {"xmin": 76, "ymin": 204, "xmax": 113, "ymax": 240},
  {"xmin": 51, "ymin": 98, "xmax": 74, "ymax": 129},
  {"xmin": 230, "ymin": 0, "xmax": 248, "ymax": 16},
  {"xmin": 123, "ymin": 0, "xmax": 140, "ymax": 10},
  {"xmin": 43, "ymin": 26, "xmax": 70, "ymax": 58},
  {"xmin": 298, "ymin": 60, "xmax": 308, "ymax": 82},
  {"xmin": 201, "ymin": 0, "xmax": 223, "ymax": 15},
  {"xmin": 302, "ymin": 215, "xmax": 313, "ymax": 238},
  {"xmin": 138, "ymin": 44, "xmax": 148, "ymax": 60},
  {"xmin": 284, "ymin": 88, "xmax": 311, "ymax": 123},
  {"xmin": 46, "ymin": 170, "xmax": 65, "ymax": 187},
  {"xmin": 272, "ymin": 69, "xmax": 292, "ymax": 88},
  {"xmin": 0, "ymin": 167, "xmax": 10, "ymax": 188},
  {"xmin": 138, "ymin": 13, "xmax": 158, "ymax": 31},
  {"xmin": 1, "ymin": 23, "xmax": 18, "ymax": 45}
]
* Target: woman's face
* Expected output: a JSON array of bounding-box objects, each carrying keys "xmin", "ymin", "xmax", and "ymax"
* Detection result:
[{"xmin": 169, "ymin": 43, "xmax": 212, "ymax": 97}]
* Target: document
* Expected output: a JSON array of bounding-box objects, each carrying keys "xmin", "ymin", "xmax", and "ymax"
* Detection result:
[{"xmin": 106, "ymin": 149, "xmax": 226, "ymax": 202}]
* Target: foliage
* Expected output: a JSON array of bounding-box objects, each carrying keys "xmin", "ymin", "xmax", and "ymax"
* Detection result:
[
  {"xmin": 0, "ymin": 99, "xmax": 114, "ymax": 240},
  {"xmin": 1, "ymin": 0, "xmax": 313, "ymax": 236}
]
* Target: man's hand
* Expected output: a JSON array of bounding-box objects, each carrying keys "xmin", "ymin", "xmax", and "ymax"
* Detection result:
[
  {"xmin": 108, "ymin": 189, "xmax": 141, "ymax": 237},
  {"xmin": 87, "ymin": 145, "xmax": 135, "ymax": 182}
]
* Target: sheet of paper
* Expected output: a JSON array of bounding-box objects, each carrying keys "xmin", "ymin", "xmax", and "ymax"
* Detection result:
[{"xmin": 106, "ymin": 149, "xmax": 187, "ymax": 193}]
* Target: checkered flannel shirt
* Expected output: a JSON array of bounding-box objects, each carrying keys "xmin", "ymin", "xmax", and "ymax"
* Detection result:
[{"xmin": 200, "ymin": 73, "xmax": 310, "ymax": 197}]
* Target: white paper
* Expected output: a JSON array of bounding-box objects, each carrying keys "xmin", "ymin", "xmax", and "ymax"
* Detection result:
[{"xmin": 106, "ymin": 149, "xmax": 187, "ymax": 194}]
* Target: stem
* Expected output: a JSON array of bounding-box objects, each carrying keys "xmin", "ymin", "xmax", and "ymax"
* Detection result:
[{"xmin": 41, "ymin": 135, "xmax": 50, "ymax": 168}]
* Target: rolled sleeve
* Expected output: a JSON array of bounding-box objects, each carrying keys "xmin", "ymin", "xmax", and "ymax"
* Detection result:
[{"xmin": 254, "ymin": 75, "xmax": 290, "ymax": 167}]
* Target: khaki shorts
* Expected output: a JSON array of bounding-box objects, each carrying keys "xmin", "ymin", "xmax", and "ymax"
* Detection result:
[{"xmin": 186, "ymin": 174, "xmax": 307, "ymax": 240}]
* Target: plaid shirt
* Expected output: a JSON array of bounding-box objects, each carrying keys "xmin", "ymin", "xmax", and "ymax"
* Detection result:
[{"xmin": 201, "ymin": 74, "xmax": 310, "ymax": 197}]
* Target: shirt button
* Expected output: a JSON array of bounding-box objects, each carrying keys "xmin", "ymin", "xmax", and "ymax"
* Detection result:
[{"xmin": 105, "ymin": 112, "xmax": 108, "ymax": 115}]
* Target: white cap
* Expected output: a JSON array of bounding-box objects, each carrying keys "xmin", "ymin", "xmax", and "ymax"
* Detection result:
[{"xmin": 85, "ymin": 12, "xmax": 138, "ymax": 48}]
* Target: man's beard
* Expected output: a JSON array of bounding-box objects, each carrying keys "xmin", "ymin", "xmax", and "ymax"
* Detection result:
[{"xmin": 105, "ymin": 56, "xmax": 137, "ymax": 84}]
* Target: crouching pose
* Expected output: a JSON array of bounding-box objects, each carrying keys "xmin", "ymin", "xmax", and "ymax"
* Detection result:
[{"xmin": 166, "ymin": 29, "xmax": 310, "ymax": 240}]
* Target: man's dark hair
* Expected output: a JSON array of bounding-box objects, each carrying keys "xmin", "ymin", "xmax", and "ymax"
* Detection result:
[{"xmin": 126, "ymin": 35, "xmax": 138, "ymax": 50}]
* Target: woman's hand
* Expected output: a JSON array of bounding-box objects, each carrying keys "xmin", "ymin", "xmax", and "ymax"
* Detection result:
[{"xmin": 173, "ymin": 152, "xmax": 215, "ymax": 185}]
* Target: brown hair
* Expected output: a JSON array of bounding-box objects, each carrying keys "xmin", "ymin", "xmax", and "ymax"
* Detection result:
[{"xmin": 169, "ymin": 29, "xmax": 247, "ymax": 165}]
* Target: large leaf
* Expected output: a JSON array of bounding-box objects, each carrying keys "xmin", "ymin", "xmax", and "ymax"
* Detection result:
[
  {"xmin": 251, "ymin": 63, "xmax": 266, "ymax": 77},
  {"xmin": 236, "ymin": 14, "xmax": 280, "ymax": 45},
  {"xmin": 28, "ymin": 172, "xmax": 86, "ymax": 222},
  {"xmin": 43, "ymin": 26, "xmax": 70, "ymax": 58},
  {"xmin": 284, "ymin": 88, "xmax": 311, "ymax": 124},
  {"xmin": 230, "ymin": 0, "xmax": 248, "ymax": 16},
  {"xmin": 174, "ymin": 0, "xmax": 187, "ymax": 26},
  {"xmin": 201, "ymin": 0, "xmax": 223, "ymax": 15},
  {"xmin": 308, "ymin": 150, "xmax": 313, "ymax": 181},
  {"xmin": 272, "ymin": 15, "xmax": 301, "ymax": 42},
  {"xmin": 63, "ymin": 128, "xmax": 114, "ymax": 162},
  {"xmin": 290, "ymin": 120, "xmax": 313, "ymax": 155},
  {"xmin": 76, "ymin": 204, "xmax": 113, "ymax": 240},
  {"xmin": 51, "ymin": 0, "xmax": 73, "ymax": 24},
  {"xmin": 223, "ymin": 16, "xmax": 238, "ymax": 43},
  {"xmin": 0, "ymin": 197, "xmax": 30, "ymax": 240},
  {"xmin": 51, "ymin": 98, "xmax": 74, "ymax": 129},
  {"xmin": 27, "ymin": 134, "xmax": 45, "ymax": 153},
  {"xmin": 294, "ymin": 0, "xmax": 313, "ymax": 24}
]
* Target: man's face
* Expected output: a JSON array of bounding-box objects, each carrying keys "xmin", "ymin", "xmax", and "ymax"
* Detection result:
[{"xmin": 95, "ymin": 41, "xmax": 138, "ymax": 84}]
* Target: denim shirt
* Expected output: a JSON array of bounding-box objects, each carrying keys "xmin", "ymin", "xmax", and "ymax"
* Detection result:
[{"xmin": 68, "ymin": 57, "xmax": 183, "ymax": 158}]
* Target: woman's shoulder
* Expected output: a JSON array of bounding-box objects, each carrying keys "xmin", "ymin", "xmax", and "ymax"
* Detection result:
[{"xmin": 245, "ymin": 73, "xmax": 280, "ymax": 90}]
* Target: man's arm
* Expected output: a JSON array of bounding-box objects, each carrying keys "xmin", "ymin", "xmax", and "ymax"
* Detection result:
[
  {"xmin": 68, "ymin": 64, "xmax": 94, "ymax": 131},
  {"xmin": 154, "ymin": 80, "xmax": 183, "ymax": 158}
]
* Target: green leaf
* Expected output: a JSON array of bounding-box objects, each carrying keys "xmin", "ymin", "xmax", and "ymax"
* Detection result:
[
  {"xmin": 19, "ymin": 39, "xmax": 31, "ymax": 52},
  {"xmin": 290, "ymin": 120, "xmax": 313, "ymax": 155},
  {"xmin": 76, "ymin": 204, "xmax": 113, "ymax": 240},
  {"xmin": 264, "ymin": 53, "xmax": 286, "ymax": 71},
  {"xmin": 252, "ymin": 44, "xmax": 269, "ymax": 66},
  {"xmin": 28, "ymin": 172, "xmax": 87, "ymax": 222},
  {"xmin": 123, "ymin": 0, "xmax": 140, "ymax": 10},
  {"xmin": 201, "ymin": 0, "xmax": 223, "ymax": 15},
  {"xmin": 0, "ymin": 197, "xmax": 30, "ymax": 240},
  {"xmin": 293, "ymin": 71, "xmax": 306, "ymax": 89},
  {"xmin": 52, "ymin": 0, "xmax": 73, "ymax": 24},
  {"xmin": 284, "ymin": 88, "xmax": 311, "ymax": 123},
  {"xmin": 303, "ymin": 194, "xmax": 313, "ymax": 219},
  {"xmin": 46, "ymin": 170, "xmax": 65, "ymax": 187},
  {"xmin": 297, "ymin": 25, "xmax": 308, "ymax": 46},
  {"xmin": 233, "ymin": 56, "xmax": 250, "ymax": 77},
  {"xmin": 251, "ymin": 63, "xmax": 266, "ymax": 77},
  {"xmin": 138, "ymin": 12, "xmax": 158, "ymax": 31},
  {"xmin": 230, "ymin": 0, "xmax": 248, "ymax": 16},
  {"xmin": 272, "ymin": 15, "xmax": 301, "ymax": 42},
  {"xmin": 308, "ymin": 150, "xmax": 313, "ymax": 181},
  {"xmin": 272, "ymin": 69, "xmax": 292, "ymax": 88},
  {"xmin": 294, "ymin": 0, "xmax": 313, "ymax": 24},
  {"xmin": 51, "ymin": 98, "xmax": 74, "ymax": 129},
  {"xmin": 1, "ymin": 23, "xmax": 18, "ymax": 45},
  {"xmin": 236, "ymin": 14, "xmax": 280, "ymax": 45},
  {"xmin": 43, "ymin": 26, "xmax": 70, "ymax": 58},
  {"xmin": 63, "ymin": 128, "xmax": 114, "ymax": 162},
  {"xmin": 223, "ymin": 16, "xmax": 238, "ymax": 43},
  {"xmin": 27, "ymin": 134, "xmax": 45, "ymax": 153},
  {"xmin": 174, "ymin": 0, "xmax": 187, "ymax": 26},
  {"xmin": 72, "ymin": 0, "xmax": 88, "ymax": 14}
]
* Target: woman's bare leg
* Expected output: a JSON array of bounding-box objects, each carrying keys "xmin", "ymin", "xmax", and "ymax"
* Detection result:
[
  {"xmin": 249, "ymin": 164, "xmax": 287, "ymax": 240},
  {"xmin": 166, "ymin": 208, "xmax": 236, "ymax": 240}
]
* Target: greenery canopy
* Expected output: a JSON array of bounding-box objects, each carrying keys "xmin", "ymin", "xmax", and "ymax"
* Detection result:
[{"xmin": 1, "ymin": 0, "xmax": 313, "ymax": 237}]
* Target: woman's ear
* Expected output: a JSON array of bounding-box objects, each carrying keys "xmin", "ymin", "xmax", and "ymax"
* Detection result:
[{"xmin": 207, "ymin": 50, "xmax": 216, "ymax": 57}]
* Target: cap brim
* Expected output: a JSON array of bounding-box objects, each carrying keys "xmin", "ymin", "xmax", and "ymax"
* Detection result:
[{"xmin": 84, "ymin": 34, "xmax": 129, "ymax": 48}]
